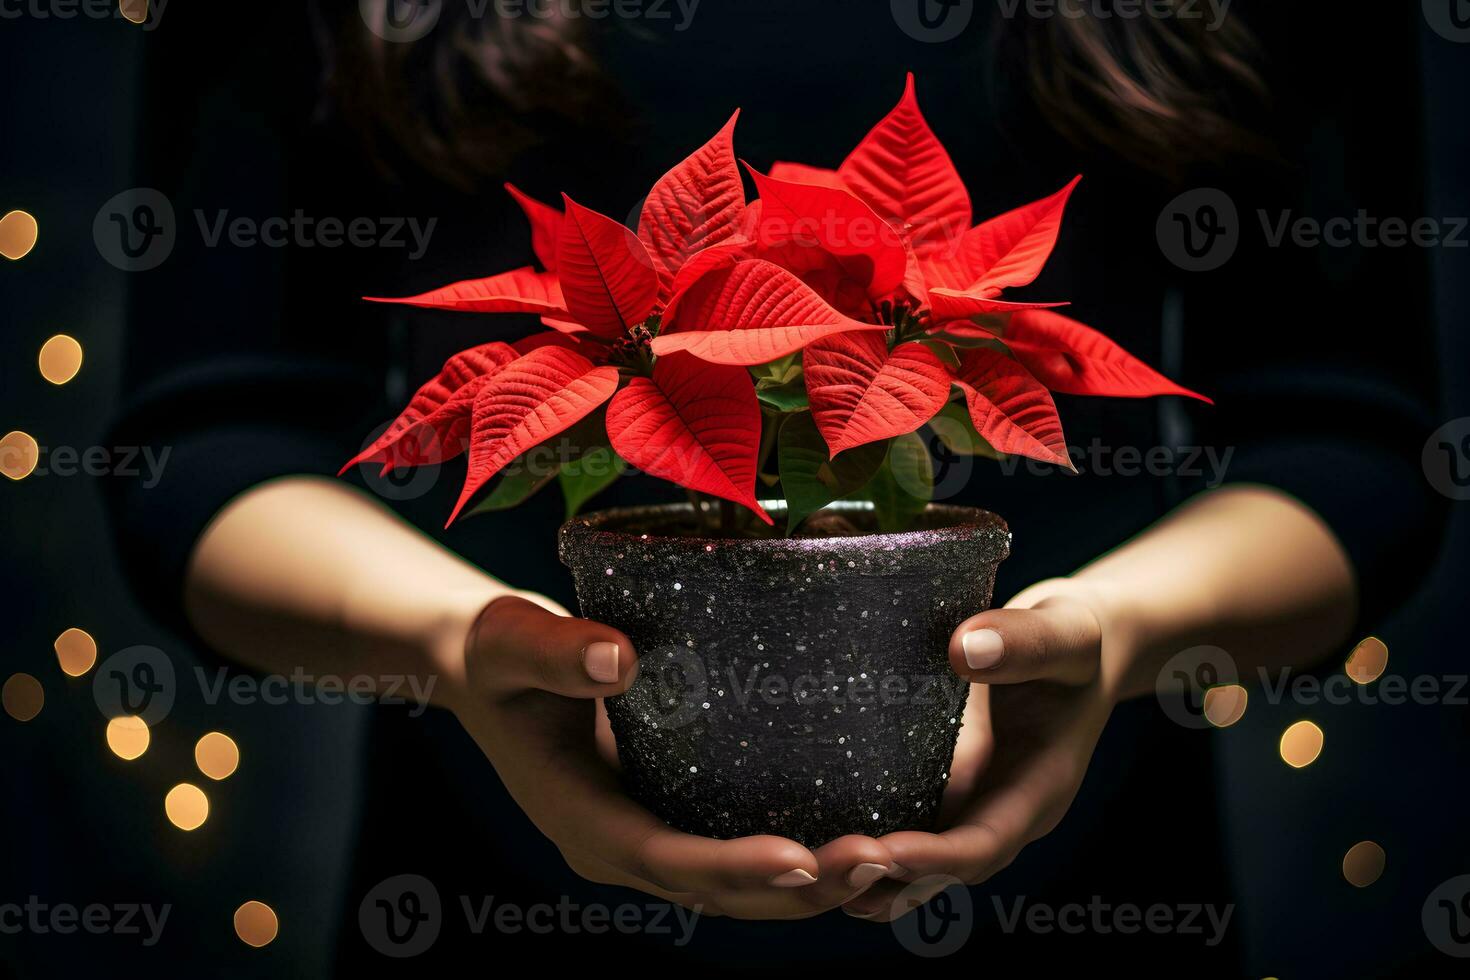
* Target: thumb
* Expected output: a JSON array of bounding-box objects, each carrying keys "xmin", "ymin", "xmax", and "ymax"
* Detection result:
[
  {"xmin": 947, "ymin": 596, "xmax": 1100, "ymax": 685},
  {"xmin": 468, "ymin": 595, "xmax": 639, "ymax": 699}
]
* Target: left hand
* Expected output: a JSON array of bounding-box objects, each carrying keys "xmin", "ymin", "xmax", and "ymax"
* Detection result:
[{"xmin": 840, "ymin": 578, "xmax": 1124, "ymax": 921}]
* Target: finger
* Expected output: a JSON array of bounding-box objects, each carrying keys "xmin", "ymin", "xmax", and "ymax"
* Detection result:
[
  {"xmin": 841, "ymin": 877, "xmax": 946, "ymax": 922},
  {"xmin": 634, "ymin": 829, "xmax": 820, "ymax": 894},
  {"xmin": 470, "ymin": 595, "xmax": 638, "ymax": 698},
  {"xmin": 947, "ymin": 597, "xmax": 1100, "ymax": 685},
  {"xmin": 792, "ymin": 835, "xmax": 899, "ymax": 910}
]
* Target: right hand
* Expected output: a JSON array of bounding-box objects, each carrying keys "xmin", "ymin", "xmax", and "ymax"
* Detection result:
[{"xmin": 441, "ymin": 594, "xmax": 902, "ymax": 919}]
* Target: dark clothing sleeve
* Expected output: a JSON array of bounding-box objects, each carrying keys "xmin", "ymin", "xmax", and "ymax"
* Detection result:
[{"xmin": 1174, "ymin": 4, "xmax": 1450, "ymax": 628}]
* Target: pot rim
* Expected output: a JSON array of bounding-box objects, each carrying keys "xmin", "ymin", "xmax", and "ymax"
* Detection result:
[{"xmin": 559, "ymin": 500, "xmax": 1010, "ymax": 557}]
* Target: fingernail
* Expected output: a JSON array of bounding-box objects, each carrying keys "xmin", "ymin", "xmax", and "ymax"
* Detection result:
[
  {"xmin": 768, "ymin": 868, "xmax": 818, "ymax": 888},
  {"xmin": 582, "ymin": 642, "xmax": 620, "ymax": 684},
  {"xmin": 962, "ymin": 628, "xmax": 1005, "ymax": 670},
  {"xmin": 846, "ymin": 863, "xmax": 890, "ymax": 890},
  {"xmin": 842, "ymin": 905, "xmax": 883, "ymax": 920},
  {"xmin": 887, "ymin": 863, "xmax": 910, "ymax": 879}
]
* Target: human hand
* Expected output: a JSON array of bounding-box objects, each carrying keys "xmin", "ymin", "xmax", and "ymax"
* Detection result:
[
  {"xmin": 442, "ymin": 594, "xmax": 904, "ymax": 919},
  {"xmin": 841, "ymin": 579, "xmax": 1122, "ymax": 921}
]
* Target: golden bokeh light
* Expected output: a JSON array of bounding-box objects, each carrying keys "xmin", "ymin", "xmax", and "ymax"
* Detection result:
[
  {"xmin": 165, "ymin": 783, "xmax": 209, "ymax": 831},
  {"xmin": 1203, "ymin": 684, "xmax": 1248, "ymax": 728},
  {"xmin": 1343, "ymin": 840, "xmax": 1386, "ymax": 888},
  {"xmin": 0, "ymin": 210, "xmax": 38, "ymax": 260},
  {"xmin": 1280, "ymin": 720, "xmax": 1324, "ymax": 769},
  {"xmin": 233, "ymin": 901, "xmax": 279, "ymax": 948},
  {"xmin": 195, "ymin": 732, "xmax": 240, "ymax": 781},
  {"xmin": 0, "ymin": 430, "xmax": 40, "ymax": 481},
  {"xmin": 38, "ymin": 335, "xmax": 83, "ymax": 386},
  {"xmin": 119, "ymin": 0, "xmax": 147, "ymax": 25},
  {"xmin": 2, "ymin": 673, "xmax": 44, "ymax": 722},
  {"xmin": 54, "ymin": 627, "xmax": 98, "ymax": 676},
  {"xmin": 105, "ymin": 715, "xmax": 150, "ymax": 761},
  {"xmin": 1345, "ymin": 636, "xmax": 1389, "ymax": 685}
]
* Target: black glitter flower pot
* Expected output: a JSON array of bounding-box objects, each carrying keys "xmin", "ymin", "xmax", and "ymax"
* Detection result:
[{"xmin": 559, "ymin": 501, "xmax": 1010, "ymax": 847}]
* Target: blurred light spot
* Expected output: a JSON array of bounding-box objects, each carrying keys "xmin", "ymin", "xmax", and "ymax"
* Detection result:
[
  {"xmin": 234, "ymin": 901, "xmax": 278, "ymax": 947},
  {"xmin": 1280, "ymin": 720, "xmax": 1324, "ymax": 768},
  {"xmin": 119, "ymin": 0, "xmax": 147, "ymax": 25},
  {"xmin": 2, "ymin": 673, "xmax": 43, "ymax": 722},
  {"xmin": 105, "ymin": 715, "xmax": 150, "ymax": 760},
  {"xmin": 38, "ymin": 335, "xmax": 83, "ymax": 385},
  {"xmin": 54, "ymin": 627, "xmax": 98, "ymax": 676},
  {"xmin": 1345, "ymin": 636, "xmax": 1389, "ymax": 685},
  {"xmin": 195, "ymin": 731, "xmax": 239, "ymax": 781},
  {"xmin": 0, "ymin": 210, "xmax": 38, "ymax": 260},
  {"xmin": 0, "ymin": 431, "xmax": 40, "ymax": 481},
  {"xmin": 165, "ymin": 783, "xmax": 209, "ymax": 830},
  {"xmin": 1343, "ymin": 840, "xmax": 1386, "ymax": 888},
  {"xmin": 1203, "ymin": 684, "xmax": 1248, "ymax": 728}
]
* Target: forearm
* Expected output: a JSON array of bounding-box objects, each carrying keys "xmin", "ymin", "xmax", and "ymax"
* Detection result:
[
  {"xmin": 1033, "ymin": 484, "xmax": 1358, "ymax": 701},
  {"xmin": 183, "ymin": 475, "xmax": 520, "ymax": 709}
]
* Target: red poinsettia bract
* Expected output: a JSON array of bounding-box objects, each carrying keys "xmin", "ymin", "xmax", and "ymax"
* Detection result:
[
  {"xmin": 656, "ymin": 74, "xmax": 1208, "ymax": 463},
  {"xmin": 344, "ymin": 115, "xmax": 883, "ymax": 524}
]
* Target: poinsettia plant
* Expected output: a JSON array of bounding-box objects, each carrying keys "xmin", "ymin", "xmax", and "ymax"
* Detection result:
[{"xmin": 344, "ymin": 75, "xmax": 1206, "ymax": 534}]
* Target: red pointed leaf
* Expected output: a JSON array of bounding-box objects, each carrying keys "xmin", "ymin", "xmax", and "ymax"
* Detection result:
[
  {"xmin": 450, "ymin": 347, "xmax": 620, "ymax": 523},
  {"xmin": 637, "ymin": 112, "xmax": 746, "ymax": 304},
  {"xmin": 1000, "ymin": 310, "xmax": 1211, "ymax": 402},
  {"xmin": 510, "ymin": 330, "xmax": 603, "ymax": 358},
  {"xmin": 747, "ymin": 165, "xmax": 909, "ymax": 299},
  {"xmin": 606, "ymin": 352, "xmax": 771, "ymax": 523},
  {"xmin": 768, "ymin": 161, "xmax": 849, "ymax": 190},
  {"xmin": 664, "ymin": 237, "xmax": 752, "ymax": 306},
  {"xmin": 837, "ymin": 73, "xmax": 970, "ymax": 256},
  {"xmin": 342, "ymin": 343, "xmax": 519, "ymax": 473},
  {"xmin": 653, "ymin": 259, "xmax": 887, "ymax": 365},
  {"xmin": 927, "ymin": 287, "xmax": 1070, "ymax": 324},
  {"xmin": 952, "ymin": 348, "xmax": 1073, "ymax": 468},
  {"xmin": 364, "ymin": 266, "xmax": 567, "ymax": 316},
  {"xmin": 804, "ymin": 333, "xmax": 951, "ymax": 454},
  {"xmin": 557, "ymin": 195, "xmax": 659, "ymax": 339},
  {"xmin": 505, "ymin": 183, "xmax": 564, "ymax": 273},
  {"xmin": 963, "ymin": 175, "xmax": 1081, "ymax": 294}
]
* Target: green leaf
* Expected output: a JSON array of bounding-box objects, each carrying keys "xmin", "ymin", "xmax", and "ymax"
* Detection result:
[
  {"xmin": 559, "ymin": 447, "xmax": 626, "ymax": 518},
  {"xmin": 867, "ymin": 431, "xmax": 934, "ymax": 533},
  {"xmin": 468, "ymin": 455, "xmax": 560, "ymax": 517},
  {"xmin": 927, "ymin": 401, "xmax": 1001, "ymax": 459},
  {"xmin": 919, "ymin": 338, "xmax": 962, "ymax": 371},
  {"xmin": 777, "ymin": 412, "xmax": 887, "ymax": 533},
  {"xmin": 756, "ymin": 379, "xmax": 810, "ymax": 412},
  {"xmin": 753, "ymin": 358, "xmax": 810, "ymax": 412}
]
